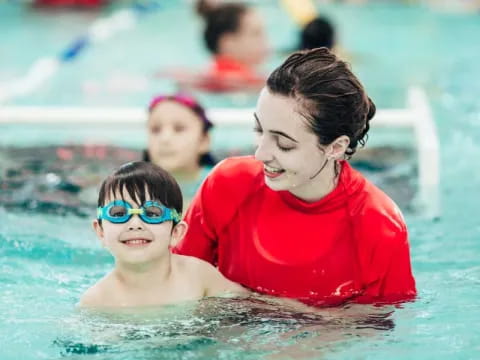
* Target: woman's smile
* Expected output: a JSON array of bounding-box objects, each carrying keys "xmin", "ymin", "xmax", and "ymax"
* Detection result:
[{"xmin": 263, "ymin": 164, "xmax": 285, "ymax": 178}]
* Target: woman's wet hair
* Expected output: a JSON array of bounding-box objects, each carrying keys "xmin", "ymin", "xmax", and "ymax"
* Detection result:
[
  {"xmin": 97, "ymin": 161, "xmax": 183, "ymax": 216},
  {"xmin": 196, "ymin": 0, "xmax": 249, "ymax": 54},
  {"xmin": 266, "ymin": 47, "xmax": 376, "ymax": 158}
]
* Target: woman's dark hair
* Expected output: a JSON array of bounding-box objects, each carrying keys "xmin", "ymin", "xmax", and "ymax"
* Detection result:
[
  {"xmin": 97, "ymin": 161, "xmax": 183, "ymax": 221},
  {"xmin": 300, "ymin": 16, "xmax": 335, "ymax": 50},
  {"xmin": 196, "ymin": 0, "xmax": 248, "ymax": 54},
  {"xmin": 266, "ymin": 47, "xmax": 376, "ymax": 158}
]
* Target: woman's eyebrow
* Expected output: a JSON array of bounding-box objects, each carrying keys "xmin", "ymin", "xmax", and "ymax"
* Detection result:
[{"xmin": 253, "ymin": 113, "xmax": 298, "ymax": 143}]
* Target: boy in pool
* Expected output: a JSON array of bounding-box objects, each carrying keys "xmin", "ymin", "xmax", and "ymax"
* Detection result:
[{"xmin": 79, "ymin": 161, "xmax": 247, "ymax": 308}]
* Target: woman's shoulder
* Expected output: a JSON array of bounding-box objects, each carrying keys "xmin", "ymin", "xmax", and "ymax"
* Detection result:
[
  {"xmin": 345, "ymin": 163, "xmax": 406, "ymax": 233},
  {"xmin": 347, "ymin": 176, "xmax": 408, "ymax": 258},
  {"xmin": 213, "ymin": 155, "xmax": 262, "ymax": 173},
  {"xmin": 363, "ymin": 182, "xmax": 405, "ymax": 229},
  {"xmin": 182, "ymin": 157, "xmax": 263, "ymax": 234},
  {"xmin": 207, "ymin": 156, "xmax": 264, "ymax": 188}
]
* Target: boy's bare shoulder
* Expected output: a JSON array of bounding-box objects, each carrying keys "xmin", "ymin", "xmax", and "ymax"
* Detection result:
[
  {"xmin": 172, "ymin": 254, "xmax": 229, "ymax": 284},
  {"xmin": 172, "ymin": 254, "xmax": 248, "ymax": 296},
  {"xmin": 173, "ymin": 253, "xmax": 216, "ymax": 273},
  {"xmin": 78, "ymin": 275, "xmax": 112, "ymax": 307}
]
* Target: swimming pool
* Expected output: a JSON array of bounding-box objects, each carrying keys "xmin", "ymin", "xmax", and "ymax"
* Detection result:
[{"xmin": 1, "ymin": 1, "xmax": 480, "ymax": 359}]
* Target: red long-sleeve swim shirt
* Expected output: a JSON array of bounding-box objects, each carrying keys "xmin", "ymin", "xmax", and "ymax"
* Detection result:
[{"xmin": 174, "ymin": 156, "xmax": 416, "ymax": 307}]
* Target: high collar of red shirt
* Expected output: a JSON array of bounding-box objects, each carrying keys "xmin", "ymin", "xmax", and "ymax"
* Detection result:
[
  {"xmin": 212, "ymin": 55, "xmax": 256, "ymax": 79},
  {"xmin": 276, "ymin": 161, "xmax": 365, "ymax": 214}
]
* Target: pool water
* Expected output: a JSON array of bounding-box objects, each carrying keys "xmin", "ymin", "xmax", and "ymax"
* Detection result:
[{"xmin": 1, "ymin": 1, "xmax": 480, "ymax": 359}]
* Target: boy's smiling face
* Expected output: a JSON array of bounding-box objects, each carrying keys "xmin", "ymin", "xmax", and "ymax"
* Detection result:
[{"xmin": 93, "ymin": 189, "xmax": 186, "ymax": 266}]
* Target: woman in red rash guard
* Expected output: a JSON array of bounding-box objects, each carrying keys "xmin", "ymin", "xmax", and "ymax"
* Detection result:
[{"xmin": 174, "ymin": 48, "xmax": 416, "ymax": 307}]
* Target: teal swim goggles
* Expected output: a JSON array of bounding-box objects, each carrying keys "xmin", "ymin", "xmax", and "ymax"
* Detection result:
[{"xmin": 97, "ymin": 200, "xmax": 181, "ymax": 225}]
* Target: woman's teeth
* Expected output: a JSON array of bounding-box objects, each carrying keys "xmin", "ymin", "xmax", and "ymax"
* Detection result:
[{"xmin": 265, "ymin": 164, "xmax": 284, "ymax": 173}]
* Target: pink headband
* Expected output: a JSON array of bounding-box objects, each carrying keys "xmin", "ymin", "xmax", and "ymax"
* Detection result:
[{"xmin": 148, "ymin": 94, "xmax": 213, "ymax": 131}]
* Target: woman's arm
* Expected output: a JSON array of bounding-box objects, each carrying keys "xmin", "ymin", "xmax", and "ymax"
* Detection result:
[
  {"xmin": 354, "ymin": 204, "xmax": 417, "ymax": 304},
  {"xmin": 172, "ymin": 165, "xmax": 222, "ymax": 264},
  {"xmin": 173, "ymin": 157, "xmax": 262, "ymax": 265},
  {"xmin": 356, "ymin": 228, "xmax": 417, "ymax": 304}
]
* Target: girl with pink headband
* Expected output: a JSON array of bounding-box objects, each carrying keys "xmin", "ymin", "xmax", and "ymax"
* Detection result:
[{"xmin": 144, "ymin": 94, "xmax": 215, "ymax": 212}]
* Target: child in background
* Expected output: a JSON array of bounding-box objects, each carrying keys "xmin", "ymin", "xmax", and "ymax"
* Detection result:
[
  {"xmin": 79, "ymin": 161, "xmax": 246, "ymax": 308},
  {"xmin": 155, "ymin": 1, "xmax": 268, "ymax": 93},
  {"xmin": 299, "ymin": 16, "xmax": 336, "ymax": 51},
  {"xmin": 144, "ymin": 94, "xmax": 215, "ymax": 207},
  {"xmin": 196, "ymin": 0, "xmax": 269, "ymax": 91},
  {"xmin": 298, "ymin": 16, "xmax": 351, "ymax": 61}
]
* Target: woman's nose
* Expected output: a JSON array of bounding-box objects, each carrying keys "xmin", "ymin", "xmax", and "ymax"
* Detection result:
[{"xmin": 254, "ymin": 137, "xmax": 272, "ymax": 162}]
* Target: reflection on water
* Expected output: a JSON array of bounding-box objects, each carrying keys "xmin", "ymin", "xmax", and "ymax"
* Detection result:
[
  {"xmin": 53, "ymin": 296, "xmax": 396, "ymax": 360},
  {"xmin": 0, "ymin": 145, "xmax": 139, "ymax": 216}
]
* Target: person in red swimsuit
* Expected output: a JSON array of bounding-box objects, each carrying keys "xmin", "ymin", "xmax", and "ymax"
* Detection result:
[
  {"xmin": 195, "ymin": 0, "xmax": 269, "ymax": 91},
  {"xmin": 174, "ymin": 48, "xmax": 417, "ymax": 307},
  {"xmin": 156, "ymin": 1, "xmax": 268, "ymax": 92}
]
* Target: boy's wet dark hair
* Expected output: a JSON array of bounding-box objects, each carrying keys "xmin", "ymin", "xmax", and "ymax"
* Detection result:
[
  {"xmin": 97, "ymin": 162, "xmax": 183, "ymax": 223},
  {"xmin": 267, "ymin": 47, "xmax": 376, "ymax": 158},
  {"xmin": 196, "ymin": 0, "xmax": 249, "ymax": 54}
]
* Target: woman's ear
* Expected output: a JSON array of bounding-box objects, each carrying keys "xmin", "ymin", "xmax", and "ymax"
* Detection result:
[
  {"xmin": 170, "ymin": 221, "xmax": 188, "ymax": 247},
  {"xmin": 329, "ymin": 135, "xmax": 350, "ymax": 160}
]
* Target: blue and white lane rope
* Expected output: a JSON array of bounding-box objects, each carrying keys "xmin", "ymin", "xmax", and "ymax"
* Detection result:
[{"xmin": 0, "ymin": 1, "xmax": 162, "ymax": 104}]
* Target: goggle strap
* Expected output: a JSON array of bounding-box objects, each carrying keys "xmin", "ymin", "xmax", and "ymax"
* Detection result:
[{"xmin": 172, "ymin": 209, "xmax": 181, "ymax": 223}]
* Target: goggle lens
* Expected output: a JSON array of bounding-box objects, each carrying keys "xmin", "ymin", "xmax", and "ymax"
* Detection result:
[
  {"xmin": 108, "ymin": 205, "xmax": 128, "ymax": 218},
  {"xmin": 143, "ymin": 205, "xmax": 164, "ymax": 219}
]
